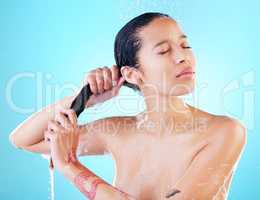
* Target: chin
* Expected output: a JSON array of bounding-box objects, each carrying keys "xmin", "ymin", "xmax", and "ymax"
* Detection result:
[
  {"xmin": 170, "ymin": 81, "xmax": 195, "ymax": 96},
  {"xmin": 177, "ymin": 88, "xmax": 194, "ymax": 96}
]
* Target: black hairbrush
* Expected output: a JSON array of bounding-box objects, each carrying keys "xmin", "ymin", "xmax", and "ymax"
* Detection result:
[{"xmin": 70, "ymin": 84, "xmax": 93, "ymax": 117}]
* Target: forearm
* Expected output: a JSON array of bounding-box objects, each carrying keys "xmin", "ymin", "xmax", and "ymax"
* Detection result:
[
  {"xmin": 61, "ymin": 161, "xmax": 137, "ymax": 200},
  {"xmin": 9, "ymin": 95, "xmax": 75, "ymax": 148}
]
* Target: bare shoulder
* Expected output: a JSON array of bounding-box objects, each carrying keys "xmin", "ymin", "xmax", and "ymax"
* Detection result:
[
  {"xmin": 188, "ymin": 105, "xmax": 247, "ymax": 145},
  {"xmin": 198, "ymin": 114, "xmax": 247, "ymax": 161},
  {"xmin": 210, "ymin": 115, "xmax": 247, "ymax": 143},
  {"xmin": 79, "ymin": 115, "xmax": 136, "ymax": 140}
]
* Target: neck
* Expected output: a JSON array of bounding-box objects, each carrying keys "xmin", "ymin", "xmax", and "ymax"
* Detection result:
[{"xmin": 137, "ymin": 90, "xmax": 195, "ymax": 136}]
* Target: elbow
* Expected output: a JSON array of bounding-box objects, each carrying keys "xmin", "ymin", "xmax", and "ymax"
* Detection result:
[
  {"xmin": 9, "ymin": 132, "xmax": 17, "ymax": 147},
  {"xmin": 9, "ymin": 131, "xmax": 24, "ymax": 149}
]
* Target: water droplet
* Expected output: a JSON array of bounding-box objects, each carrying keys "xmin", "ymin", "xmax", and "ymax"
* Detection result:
[{"xmin": 49, "ymin": 165, "xmax": 55, "ymax": 200}]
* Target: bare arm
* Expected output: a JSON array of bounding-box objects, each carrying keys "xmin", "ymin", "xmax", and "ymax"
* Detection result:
[
  {"xmin": 60, "ymin": 161, "xmax": 137, "ymax": 200},
  {"xmin": 43, "ymin": 106, "xmax": 137, "ymax": 200},
  {"xmin": 9, "ymin": 95, "xmax": 75, "ymax": 153},
  {"xmin": 165, "ymin": 118, "xmax": 246, "ymax": 200},
  {"xmin": 9, "ymin": 98, "xmax": 123, "ymax": 157},
  {"xmin": 9, "ymin": 65, "xmax": 125, "ymax": 156}
]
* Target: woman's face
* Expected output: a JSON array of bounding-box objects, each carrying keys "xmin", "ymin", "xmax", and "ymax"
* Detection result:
[{"xmin": 137, "ymin": 17, "xmax": 196, "ymax": 96}]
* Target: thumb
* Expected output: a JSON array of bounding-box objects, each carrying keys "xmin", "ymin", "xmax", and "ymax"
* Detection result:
[
  {"xmin": 112, "ymin": 77, "xmax": 125, "ymax": 96},
  {"xmin": 116, "ymin": 77, "xmax": 125, "ymax": 88}
]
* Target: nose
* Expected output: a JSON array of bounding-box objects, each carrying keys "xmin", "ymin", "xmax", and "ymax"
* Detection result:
[{"xmin": 172, "ymin": 45, "xmax": 186, "ymax": 64}]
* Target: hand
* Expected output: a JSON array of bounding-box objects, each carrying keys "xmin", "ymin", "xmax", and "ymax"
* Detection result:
[
  {"xmin": 44, "ymin": 108, "xmax": 80, "ymax": 172},
  {"xmin": 82, "ymin": 65, "xmax": 125, "ymax": 108}
]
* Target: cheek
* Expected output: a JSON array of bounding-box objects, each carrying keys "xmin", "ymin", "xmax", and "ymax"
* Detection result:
[
  {"xmin": 187, "ymin": 51, "xmax": 196, "ymax": 67},
  {"xmin": 146, "ymin": 59, "xmax": 171, "ymax": 82},
  {"xmin": 144, "ymin": 56, "xmax": 176, "ymax": 81},
  {"xmin": 141, "ymin": 55, "xmax": 162, "ymax": 77}
]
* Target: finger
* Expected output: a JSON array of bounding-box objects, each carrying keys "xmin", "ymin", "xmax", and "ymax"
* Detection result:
[
  {"xmin": 59, "ymin": 108, "xmax": 77, "ymax": 127},
  {"xmin": 95, "ymin": 68, "xmax": 104, "ymax": 94},
  {"xmin": 103, "ymin": 66, "xmax": 112, "ymax": 91},
  {"xmin": 47, "ymin": 120, "xmax": 64, "ymax": 133},
  {"xmin": 55, "ymin": 112, "xmax": 72, "ymax": 130},
  {"xmin": 44, "ymin": 130, "xmax": 57, "ymax": 142},
  {"xmin": 57, "ymin": 129, "xmax": 70, "ymax": 154},
  {"xmin": 71, "ymin": 129, "xmax": 80, "ymax": 157},
  {"xmin": 111, "ymin": 65, "xmax": 119, "ymax": 86},
  {"xmin": 52, "ymin": 136, "xmax": 70, "ymax": 164},
  {"xmin": 44, "ymin": 130, "xmax": 50, "ymax": 142},
  {"xmin": 45, "ymin": 129, "xmax": 69, "ymax": 162},
  {"xmin": 86, "ymin": 73, "xmax": 98, "ymax": 95},
  {"xmin": 57, "ymin": 110, "xmax": 76, "ymax": 149}
]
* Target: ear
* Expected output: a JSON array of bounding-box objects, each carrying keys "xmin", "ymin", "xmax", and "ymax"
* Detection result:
[{"xmin": 120, "ymin": 66, "xmax": 144, "ymax": 86}]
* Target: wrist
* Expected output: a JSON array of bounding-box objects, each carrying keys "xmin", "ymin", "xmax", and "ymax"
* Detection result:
[{"xmin": 60, "ymin": 160, "xmax": 84, "ymax": 180}]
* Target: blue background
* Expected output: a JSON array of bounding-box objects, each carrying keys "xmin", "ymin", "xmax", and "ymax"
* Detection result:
[{"xmin": 1, "ymin": 0, "xmax": 259, "ymax": 199}]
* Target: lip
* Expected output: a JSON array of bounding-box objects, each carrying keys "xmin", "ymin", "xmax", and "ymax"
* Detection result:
[{"xmin": 176, "ymin": 67, "xmax": 195, "ymax": 78}]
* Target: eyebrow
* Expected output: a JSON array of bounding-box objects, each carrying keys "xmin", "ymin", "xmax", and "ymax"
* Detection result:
[{"xmin": 153, "ymin": 34, "xmax": 187, "ymax": 49}]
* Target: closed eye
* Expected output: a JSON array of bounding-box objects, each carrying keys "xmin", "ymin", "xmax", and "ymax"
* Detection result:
[
  {"xmin": 158, "ymin": 48, "xmax": 171, "ymax": 55},
  {"xmin": 157, "ymin": 44, "xmax": 191, "ymax": 55},
  {"xmin": 181, "ymin": 42, "xmax": 192, "ymax": 49},
  {"xmin": 183, "ymin": 46, "xmax": 192, "ymax": 49}
]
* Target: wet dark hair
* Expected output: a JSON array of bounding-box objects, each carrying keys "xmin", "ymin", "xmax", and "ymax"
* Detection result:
[{"xmin": 114, "ymin": 12, "xmax": 171, "ymax": 92}]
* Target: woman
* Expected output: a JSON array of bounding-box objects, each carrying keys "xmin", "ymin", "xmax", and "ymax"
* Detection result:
[{"xmin": 9, "ymin": 12, "xmax": 246, "ymax": 200}]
